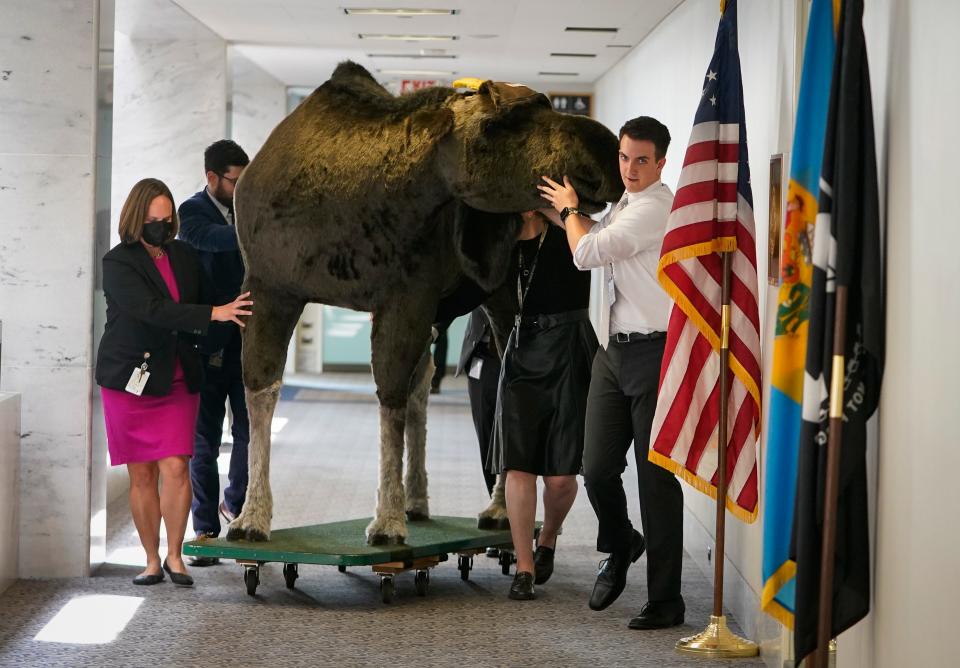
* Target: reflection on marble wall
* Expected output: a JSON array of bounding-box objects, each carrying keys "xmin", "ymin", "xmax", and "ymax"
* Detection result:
[
  {"xmin": 230, "ymin": 49, "xmax": 287, "ymax": 159},
  {"xmin": 0, "ymin": 1, "xmax": 99, "ymax": 578},
  {"xmin": 111, "ymin": 31, "xmax": 227, "ymax": 234}
]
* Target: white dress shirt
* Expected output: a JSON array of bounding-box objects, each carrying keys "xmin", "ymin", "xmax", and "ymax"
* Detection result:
[
  {"xmin": 206, "ymin": 187, "xmax": 233, "ymax": 225},
  {"xmin": 572, "ymin": 180, "xmax": 674, "ymax": 343}
]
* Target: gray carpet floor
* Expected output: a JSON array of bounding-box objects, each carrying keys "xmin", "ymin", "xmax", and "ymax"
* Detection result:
[{"xmin": 0, "ymin": 374, "xmax": 762, "ymax": 667}]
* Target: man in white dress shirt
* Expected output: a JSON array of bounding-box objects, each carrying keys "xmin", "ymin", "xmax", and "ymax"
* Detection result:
[{"xmin": 538, "ymin": 116, "xmax": 684, "ymax": 630}]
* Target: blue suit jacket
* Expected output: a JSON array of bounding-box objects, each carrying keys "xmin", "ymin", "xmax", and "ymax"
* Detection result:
[{"xmin": 178, "ymin": 189, "xmax": 245, "ymax": 354}]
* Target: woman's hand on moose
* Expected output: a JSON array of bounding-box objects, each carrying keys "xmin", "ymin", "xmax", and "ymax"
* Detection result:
[
  {"xmin": 537, "ymin": 175, "xmax": 579, "ymax": 212},
  {"xmin": 212, "ymin": 291, "xmax": 254, "ymax": 327}
]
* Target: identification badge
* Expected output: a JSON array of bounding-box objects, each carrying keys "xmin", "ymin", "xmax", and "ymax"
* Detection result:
[
  {"xmin": 606, "ymin": 270, "xmax": 617, "ymax": 307},
  {"xmin": 468, "ymin": 356, "xmax": 483, "ymax": 380},
  {"xmin": 125, "ymin": 363, "xmax": 150, "ymax": 396}
]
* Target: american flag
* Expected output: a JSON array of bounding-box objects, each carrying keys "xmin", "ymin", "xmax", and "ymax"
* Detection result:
[{"xmin": 648, "ymin": 0, "xmax": 762, "ymax": 523}]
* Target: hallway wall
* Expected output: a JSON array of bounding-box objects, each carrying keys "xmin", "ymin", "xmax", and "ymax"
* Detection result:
[{"xmin": 594, "ymin": 0, "xmax": 960, "ymax": 667}]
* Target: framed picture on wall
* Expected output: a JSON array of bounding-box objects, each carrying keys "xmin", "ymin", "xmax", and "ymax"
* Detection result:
[
  {"xmin": 548, "ymin": 93, "xmax": 592, "ymax": 117},
  {"xmin": 768, "ymin": 153, "xmax": 784, "ymax": 286}
]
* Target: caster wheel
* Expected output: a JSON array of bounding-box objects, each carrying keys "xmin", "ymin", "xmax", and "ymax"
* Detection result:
[
  {"xmin": 499, "ymin": 551, "xmax": 513, "ymax": 576},
  {"xmin": 338, "ymin": 565, "xmax": 347, "ymax": 573},
  {"xmin": 414, "ymin": 569, "xmax": 429, "ymax": 596},
  {"xmin": 458, "ymin": 555, "xmax": 473, "ymax": 581},
  {"xmin": 283, "ymin": 563, "xmax": 299, "ymax": 589},
  {"xmin": 380, "ymin": 576, "xmax": 395, "ymax": 604},
  {"xmin": 244, "ymin": 566, "xmax": 259, "ymax": 596}
]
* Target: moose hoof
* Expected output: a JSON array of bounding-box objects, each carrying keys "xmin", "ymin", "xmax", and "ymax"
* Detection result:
[
  {"xmin": 225, "ymin": 512, "xmax": 271, "ymax": 542},
  {"xmin": 366, "ymin": 516, "xmax": 407, "ymax": 546},
  {"xmin": 477, "ymin": 516, "xmax": 510, "ymax": 530},
  {"xmin": 405, "ymin": 503, "xmax": 430, "ymax": 522}
]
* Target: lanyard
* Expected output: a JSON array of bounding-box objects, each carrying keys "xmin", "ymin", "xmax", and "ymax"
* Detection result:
[{"xmin": 513, "ymin": 225, "xmax": 548, "ymax": 348}]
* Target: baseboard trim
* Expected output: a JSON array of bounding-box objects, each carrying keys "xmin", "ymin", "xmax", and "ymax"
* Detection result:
[{"xmin": 682, "ymin": 506, "xmax": 788, "ymax": 668}]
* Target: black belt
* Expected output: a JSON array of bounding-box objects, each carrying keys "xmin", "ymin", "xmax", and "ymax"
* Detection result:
[
  {"xmin": 518, "ymin": 309, "xmax": 589, "ymax": 330},
  {"xmin": 610, "ymin": 330, "xmax": 666, "ymax": 343}
]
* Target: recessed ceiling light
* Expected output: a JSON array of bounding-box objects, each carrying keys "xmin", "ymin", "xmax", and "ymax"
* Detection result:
[
  {"xmin": 344, "ymin": 8, "xmax": 459, "ymax": 16},
  {"xmin": 538, "ymin": 72, "xmax": 579, "ymax": 76},
  {"xmin": 378, "ymin": 69, "xmax": 457, "ymax": 76},
  {"xmin": 606, "ymin": 44, "xmax": 632, "ymax": 48},
  {"xmin": 359, "ymin": 33, "xmax": 458, "ymax": 41},
  {"xmin": 564, "ymin": 27, "xmax": 618, "ymax": 33},
  {"xmin": 467, "ymin": 34, "xmax": 499, "ymax": 39},
  {"xmin": 550, "ymin": 53, "xmax": 597, "ymax": 58},
  {"xmin": 368, "ymin": 53, "xmax": 458, "ymax": 59}
]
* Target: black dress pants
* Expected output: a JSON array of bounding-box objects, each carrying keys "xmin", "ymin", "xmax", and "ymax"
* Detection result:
[
  {"xmin": 467, "ymin": 346, "xmax": 500, "ymax": 496},
  {"xmin": 582, "ymin": 337, "xmax": 683, "ymax": 603}
]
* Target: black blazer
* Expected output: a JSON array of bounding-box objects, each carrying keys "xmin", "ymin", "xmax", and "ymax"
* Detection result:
[
  {"xmin": 178, "ymin": 189, "xmax": 245, "ymax": 354},
  {"xmin": 95, "ymin": 240, "xmax": 212, "ymax": 396}
]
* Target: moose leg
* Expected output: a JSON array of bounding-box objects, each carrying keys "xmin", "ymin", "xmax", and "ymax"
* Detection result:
[
  {"xmin": 404, "ymin": 340, "xmax": 434, "ymax": 521},
  {"xmin": 226, "ymin": 285, "xmax": 304, "ymax": 542},
  {"xmin": 478, "ymin": 473, "xmax": 509, "ymax": 529},
  {"xmin": 366, "ymin": 297, "xmax": 435, "ymax": 545}
]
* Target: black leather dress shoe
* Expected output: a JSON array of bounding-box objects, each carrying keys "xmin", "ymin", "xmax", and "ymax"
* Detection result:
[
  {"xmin": 132, "ymin": 571, "xmax": 164, "ymax": 586},
  {"xmin": 588, "ymin": 529, "xmax": 646, "ymax": 611},
  {"xmin": 628, "ymin": 598, "xmax": 686, "ymax": 629},
  {"xmin": 189, "ymin": 532, "xmax": 219, "ymax": 566},
  {"xmin": 162, "ymin": 559, "xmax": 195, "ymax": 587},
  {"xmin": 533, "ymin": 545, "xmax": 555, "ymax": 585},
  {"xmin": 508, "ymin": 571, "xmax": 536, "ymax": 600}
]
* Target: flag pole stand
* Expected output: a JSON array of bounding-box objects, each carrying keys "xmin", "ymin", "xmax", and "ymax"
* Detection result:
[{"xmin": 676, "ymin": 251, "xmax": 758, "ymax": 659}]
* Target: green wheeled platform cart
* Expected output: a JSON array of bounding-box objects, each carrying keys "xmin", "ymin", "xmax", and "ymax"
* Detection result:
[{"xmin": 182, "ymin": 516, "xmax": 531, "ymax": 603}]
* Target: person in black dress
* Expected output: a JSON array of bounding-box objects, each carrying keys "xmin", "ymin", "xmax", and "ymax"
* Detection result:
[{"xmin": 489, "ymin": 210, "xmax": 598, "ymax": 600}]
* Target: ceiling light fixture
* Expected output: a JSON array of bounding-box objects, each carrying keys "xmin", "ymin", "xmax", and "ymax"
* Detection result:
[
  {"xmin": 606, "ymin": 44, "xmax": 632, "ymax": 48},
  {"xmin": 550, "ymin": 52, "xmax": 597, "ymax": 58},
  {"xmin": 367, "ymin": 53, "xmax": 457, "ymax": 59},
  {"xmin": 538, "ymin": 71, "xmax": 579, "ymax": 76},
  {"xmin": 564, "ymin": 27, "xmax": 618, "ymax": 33},
  {"xmin": 378, "ymin": 69, "xmax": 456, "ymax": 76},
  {"xmin": 359, "ymin": 33, "xmax": 458, "ymax": 41},
  {"xmin": 345, "ymin": 8, "xmax": 459, "ymax": 16}
]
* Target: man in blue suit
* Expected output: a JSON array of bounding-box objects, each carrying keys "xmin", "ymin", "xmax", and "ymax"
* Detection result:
[{"xmin": 178, "ymin": 139, "xmax": 250, "ymax": 565}]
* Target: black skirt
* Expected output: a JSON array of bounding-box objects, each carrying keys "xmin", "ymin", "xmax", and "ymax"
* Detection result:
[{"xmin": 487, "ymin": 310, "xmax": 599, "ymax": 476}]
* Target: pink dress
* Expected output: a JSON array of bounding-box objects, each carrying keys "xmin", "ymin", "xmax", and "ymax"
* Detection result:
[{"xmin": 101, "ymin": 253, "xmax": 201, "ymax": 465}]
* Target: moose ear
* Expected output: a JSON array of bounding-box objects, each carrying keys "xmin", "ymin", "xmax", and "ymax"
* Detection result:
[
  {"xmin": 453, "ymin": 202, "xmax": 522, "ymax": 292},
  {"xmin": 478, "ymin": 80, "xmax": 552, "ymax": 114}
]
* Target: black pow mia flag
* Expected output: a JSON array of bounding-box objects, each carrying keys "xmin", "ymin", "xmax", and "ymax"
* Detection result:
[{"xmin": 791, "ymin": 0, "xmax": 884, "ymax": 663}]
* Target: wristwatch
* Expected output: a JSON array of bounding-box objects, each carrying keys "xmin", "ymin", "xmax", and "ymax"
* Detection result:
[{"xmin": 559, "ymin": 206, "xmax": 581, "ymax": 223}]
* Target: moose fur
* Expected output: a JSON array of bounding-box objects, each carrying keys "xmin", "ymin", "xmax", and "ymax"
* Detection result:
[{"xmin": 229, "ymin": 62, "xmax": 623, "ymax": 545}]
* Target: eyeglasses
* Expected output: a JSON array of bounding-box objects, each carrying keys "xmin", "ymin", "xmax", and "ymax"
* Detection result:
[{"xmin": 219, "ymin": 173, "xmax": 239, "ymax": 184}]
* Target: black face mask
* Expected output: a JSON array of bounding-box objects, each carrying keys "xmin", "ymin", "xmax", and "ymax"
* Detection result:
[{"xmin": 141, "ymin": 221, "xmax": 172, "ymax": 247}]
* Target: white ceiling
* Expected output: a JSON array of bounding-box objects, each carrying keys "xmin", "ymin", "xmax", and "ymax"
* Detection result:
[{"xmin": 170, "ymin": 0, "xmax": 683, "ymax": 89}]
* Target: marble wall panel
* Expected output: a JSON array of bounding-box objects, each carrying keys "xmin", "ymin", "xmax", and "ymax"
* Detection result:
[
  {"xmin": 110, "ymin": 33, "xmax": 226, "ymax": 236},
  {"xmin": 0, "ymin": 394, "xmax": 20, "ymax": 594},
  {"xmin": 230, "ymin": 50, "xmax": 286, "ymax": 158},
  {"xmin": 0, "ymin": 1, "xmax": 97, "ymax": 156}
]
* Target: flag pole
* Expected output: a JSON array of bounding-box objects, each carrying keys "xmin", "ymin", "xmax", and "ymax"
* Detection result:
[
  {"xmin": 676, "ymin": 251, "xmax": 758, "ymax": 658},
  {"xmin": 811, "ymin": 285, "xmax": 849, "ymax": 668}
]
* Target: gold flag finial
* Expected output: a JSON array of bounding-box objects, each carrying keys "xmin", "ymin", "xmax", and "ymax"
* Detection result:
[{"xmin": 720, "ymin": 0, "xmax": 726, "ymax": 13}]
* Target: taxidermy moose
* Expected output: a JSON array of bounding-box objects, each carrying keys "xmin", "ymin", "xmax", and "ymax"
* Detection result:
[{"xmin": 228, "ymin": 62, "xmax": 623, "ymax": 545}]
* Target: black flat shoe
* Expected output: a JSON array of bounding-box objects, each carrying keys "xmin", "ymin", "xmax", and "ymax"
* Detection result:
[
  {"xmin": 533, "ymin": 545, "xmax": 555, "ymax": 585},
  {"xmin": 588, "ymin": 529, "xmax": 645, "ymax": 611},
  {"xmin": 508, "ymin": 571, "xmax": 535, "ymax": 600},
  {"xmin": 162, "ymin": 559, "xmax": 195, "ymax": 587},
  {"xmin": 132, "ymin": 572, "xmax": 164, "ymax": 586},
  {"xmin": 628, "ymin": 598, "xmax": 686, "ymax": 629}
]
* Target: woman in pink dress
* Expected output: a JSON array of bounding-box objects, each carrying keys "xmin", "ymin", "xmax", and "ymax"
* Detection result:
[{"xmin": 96, "ymin": 178, "xmax": 253, "ymax": 586}]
